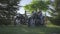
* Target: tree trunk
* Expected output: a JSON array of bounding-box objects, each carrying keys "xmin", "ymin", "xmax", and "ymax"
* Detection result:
[
  {"xmin": 25, "ymin": 11, "xmax": 27, "ymax": 24},
  {"xmin": 45, "ymin": 12, "xmax": 47, "ymax": 25}
]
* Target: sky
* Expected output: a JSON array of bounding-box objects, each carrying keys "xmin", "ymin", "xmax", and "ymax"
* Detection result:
[{"xmin": 17, "ymin": 0, "xmax": 32, "ymax": 14}]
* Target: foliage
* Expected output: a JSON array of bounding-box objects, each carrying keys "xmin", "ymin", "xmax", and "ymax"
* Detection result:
[
  {"xmin": 24, "ymin": 0, "xmax": 50, "ymax": 13},
  {"xmin": 49, "ymin": 0, "xmax": 60, "ymax": 26},
  {"xmin": 0, "ymin": 0, "xmax": 20, "ymax": 25}
]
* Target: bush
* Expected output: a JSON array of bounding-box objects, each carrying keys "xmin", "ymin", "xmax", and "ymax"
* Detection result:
[
  {"xmin": 49, "ymin": 17, "xmax": 60, "ymax": 26},
  {"xmin": 0, "ymin": 19, "xmax": 11, "ymax": 25}
]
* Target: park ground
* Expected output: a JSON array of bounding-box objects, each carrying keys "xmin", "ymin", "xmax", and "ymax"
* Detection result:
[{"xmin": 0, "ymin": 23, "xmax": 60, "ymax": 34}]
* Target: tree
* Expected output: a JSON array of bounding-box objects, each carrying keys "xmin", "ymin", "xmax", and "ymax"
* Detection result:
[
  {"xmin": 49, "ymin": 0, "xmax": 60, "ymax": 26},
  {"xmin": 24, "ymin": 0, "xmax": 50, "ymax": 24},
  {"xmin": 0, "ymin": 0, "xmax": 20, "ymax": 25}
]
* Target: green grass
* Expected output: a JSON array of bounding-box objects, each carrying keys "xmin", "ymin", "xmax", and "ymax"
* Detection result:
[{"xmin": 0, "ymin": 25, "xmax": 60, "ymax": 34}]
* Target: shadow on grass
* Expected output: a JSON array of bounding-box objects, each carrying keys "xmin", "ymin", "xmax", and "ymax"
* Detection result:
[{"xmin": 0, "ymin": 25, "xmax": 60, "ymax": 34}]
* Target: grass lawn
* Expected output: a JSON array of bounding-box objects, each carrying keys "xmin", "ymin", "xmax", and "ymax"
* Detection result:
[{"xmin": 0, "ymin": 24, "xmax": 60, "ymax": 34}]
